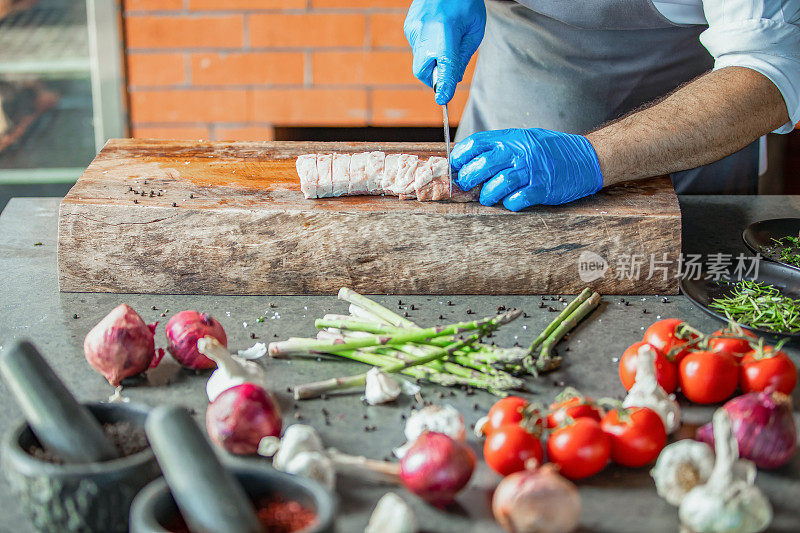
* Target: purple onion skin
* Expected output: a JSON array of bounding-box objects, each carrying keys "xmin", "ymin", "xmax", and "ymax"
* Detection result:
[
  {"xmin": 165, "ymin": 310, "xmax": 227, "ymax": 369},
  {"xmin": 696, "ymin": 391, "xmax": 797, "ymax": 469},
  {"xmin": 206, "ymin": 383, "xmax": 282, "ymax": 455},
  {"xmin": 84, "ymin": 303, "xmax": 158, "ymax": 386},
  {"xmin": 399, "ymin": 431, "xmax": 476, "ymax": 507}
]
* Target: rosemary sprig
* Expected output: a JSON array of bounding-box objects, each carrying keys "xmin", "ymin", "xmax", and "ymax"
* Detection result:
[
  {"xmin": 709, "ymin": 280, "xmax": 800, "ymax": 334},
  {"xmin": 762, "ymin": 235, "xmax": 800, "ymax": 268}
]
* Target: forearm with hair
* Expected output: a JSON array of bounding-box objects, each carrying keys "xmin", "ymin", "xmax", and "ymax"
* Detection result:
[{"xmin": 586, "ymin": 66, "xmax": 790, "ymax": 187}]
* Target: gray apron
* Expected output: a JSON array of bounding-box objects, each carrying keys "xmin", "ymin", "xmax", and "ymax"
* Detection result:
[{"xmin": 457, "ymin": 0, "xmax": 758, "ymax": 194}]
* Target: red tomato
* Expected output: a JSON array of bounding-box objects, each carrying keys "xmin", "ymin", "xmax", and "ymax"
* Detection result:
[
  {"xmin": 547, "ymin": 395, "xmax": 603, "ymax": 429},
  {"xmin": 643, "ymin": 318, "xmax": 698, "ymax": 363},
  {"xmin": 482, "ymin": 396, "xmax": 541, "ymax": 437},
  {"xmin": 483, "ymin": 424, "xmax": 544, "ymax": 476},
  {"xmin": 618, "ymin": 341, "xmax": 679, "ymax": 393},
  {"xmin": 709, "ymin": 328, "xmax": 757, "ymax": 358},
  {"xmin": 679, "ymin": 350, "xmax": 739, "ymax": 404},
  {"xmin": 600, "ymin": 407, "xmax": 666, "ymax": 467},
  {"xmin": 547, "ymin": 418, "xmax": 611, "ymax": 480},
  {"xmin": 740, "ymin": 347, "xmax": 797, "ymax": 395}
]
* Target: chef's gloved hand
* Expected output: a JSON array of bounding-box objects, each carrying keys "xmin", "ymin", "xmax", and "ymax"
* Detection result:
[
  {"xmin": 451, "ymin": 128, "xmax": 604, "ymax": 211},
  {"xmin": 404, "ymin": 0, "xmax": 486, "ymax": 105}
]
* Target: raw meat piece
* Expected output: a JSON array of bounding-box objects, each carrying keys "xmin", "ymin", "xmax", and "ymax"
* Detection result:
[
  {"xmin": 295, "ymin": 151, "xmax": 473, "ymax": 202},
  {"xmin": 317, "ymin": 154, "xmax": 333, "ymax": 197},
  {"xmin": 382, "ymin": 153, "xmax": 401, "ymax": 190},
  {"xmin": 415, "ymin": 156, "xmax": 451, "ymax": 201},
  {"xmin": 332, "ymin": 153, "xmax": 351, "ymax": 197},
  {"xmin": 365, "ymin": 151, "xmax": 385, "ymax": 193},
  {"xmin": 390, "ymin": 154, "xmax": 419, "ymax": 196},
  {"xmin": 296, "ymin": 154, "xmax": 319, "ymax": 200},
  {"xmin": 349, "ymin": 152, "xmax": 369, "ymax": 194}
]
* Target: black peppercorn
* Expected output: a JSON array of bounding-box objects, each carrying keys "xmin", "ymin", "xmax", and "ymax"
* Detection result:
[{"xmin": 172, "ymin": 202, "xmax": 177, "ymax": 207}]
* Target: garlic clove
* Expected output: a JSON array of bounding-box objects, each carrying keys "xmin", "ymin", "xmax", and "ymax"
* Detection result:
[
  {"xmin": 237, "ymin": 342, "xmax": 267, "ymax": 359},
  {"xmin": 364, "ymin": 367, "xmax": 402, "ymax": 405},
  {"xmin": 273, "ymin": 424, "xmax": 325, "ymax": 470},
  {"xmin": 394, "ymin": 404, "xmax": 466, "ymax": 458},
  {"xmin": 283, "ymin": 451, "xmax": 335, "ymax": 491},
  {"xmin": 365, "ymin": 493, "xmax": 417, "ymax": 533}
]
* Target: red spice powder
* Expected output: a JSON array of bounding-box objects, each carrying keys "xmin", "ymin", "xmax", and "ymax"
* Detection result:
[{"xmin": 164, "ymin": 495, "xmax": 317, "ymax": 533}]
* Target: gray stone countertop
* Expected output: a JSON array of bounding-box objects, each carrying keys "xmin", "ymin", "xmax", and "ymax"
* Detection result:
[{"xmin": 1, "ymin": 196, "xmax": 799, "ymax": 533}]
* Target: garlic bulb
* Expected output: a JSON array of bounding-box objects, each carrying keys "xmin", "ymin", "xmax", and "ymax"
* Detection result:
[
  {"xmin": 651, "ymin": 439, "xmax": 715, "ymax": 505},
  {"xmin": 282, "ymin": 450, "xmax": 335, "ymax": 491},
  {"xmin": 258, "ymin": 425, "xmax": 335, "ymax": 490},
  {"xmin": 364, "ymin": 367, "xmax": 402, "ymax": 405},
  {"xmin": 393, "ymin": 404, "xmax": 466, "ymax": 458},
  {"xmin": 272, "ymin": 424, "xmax": 325, "ymax": 470},
  {"xmin": 678, "ymin": 409, "xmax": 772, "ymax": 533},
  {"xmin": 365, "ymin": 493, "xmax": 417, "ymax": 533},
  {"xmin": 198, "ymin": 336, "xmax": 266, "ymax": 401},
  {"xmin": 622, "ymin": 344, "xmax": 680, "ymax": 433}
]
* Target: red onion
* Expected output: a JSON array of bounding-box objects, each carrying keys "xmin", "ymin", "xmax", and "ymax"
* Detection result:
[
  {"xmin": 84, "ymin": 304, "xmax": 163, "ymax": 386},
  {"xmin": 492, "ymin": 463, "xmax": 581, "ymax": 533},
  {"xmin": 206, "ymin": 383, "xmax": 282, "ymax": 455},
  {"xmin": 165, "ymin": 310, "xmax": 227, "ymax": 369},
  {"xmin": 399, "ymin": 431, "xmax": 475, "ymax": 507},
  {"xmin": 696, "ymin": 390, "xmax": 797, "ymax": 469}
]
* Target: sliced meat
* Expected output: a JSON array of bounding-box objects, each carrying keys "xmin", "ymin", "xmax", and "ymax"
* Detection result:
[
  {"xmin": 389, "ymin": 154, "xmax": 419, "ymax": 196},
  {"xmin": 332, "ymin": 153, "xmax": 351, "ymax": 197},
  {"xmin": 349, "ymin": 152, "xmax": 369, "ymax": 194},
  {"xmin": 382, "ymin": 153, "xmax": 401, "ymax": 191},
  {"xmin": 416, "ymin": 156, "xmax": 451, "ymax": 201},
  {"xmin": 451, "ymin": 184, "xmax": 481, "ymax": 203},
  {"xmin": 365, "ymin": 151, "xmax": 385, "ymax": 193},
  {"xmin": 316, "ymin": 153, "xmax": 334, "ymax": 197},
  {"xmin": 296, "ymin": 154, "xmax": 319, "ymax": 199}
]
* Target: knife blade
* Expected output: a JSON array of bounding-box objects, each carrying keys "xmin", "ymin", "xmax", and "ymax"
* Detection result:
[{"xmin": 432, "ymin": 65, "xmax": 453, "ymax": 197}]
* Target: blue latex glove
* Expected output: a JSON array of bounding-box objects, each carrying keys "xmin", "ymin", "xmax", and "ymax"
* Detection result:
[
  {"xmin": 451, "ymin": 128, "xmax": 604, "ymax": 211},
  {"xmin": 404, "ymin": 0, "xmax": 486, "ymax": 105}
]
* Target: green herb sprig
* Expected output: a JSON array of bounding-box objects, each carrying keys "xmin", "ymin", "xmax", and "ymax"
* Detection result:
[
  {"xmin": 709, "ymin": 280, "xmax": 800, "ymax": 334},
  {"xmin": 762, "ymin": 235, "xmax": 800, "ymax": 268}
]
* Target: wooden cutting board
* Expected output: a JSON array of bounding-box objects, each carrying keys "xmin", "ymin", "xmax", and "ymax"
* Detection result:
[{"xmin": 58, "ymin": 139, "xmax": 681, "ymax": 295}]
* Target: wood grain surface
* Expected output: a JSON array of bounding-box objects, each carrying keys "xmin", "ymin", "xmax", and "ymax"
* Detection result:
[{"xmin": 58, "ymin": 139, "xmax": 682, "ymax": 295}]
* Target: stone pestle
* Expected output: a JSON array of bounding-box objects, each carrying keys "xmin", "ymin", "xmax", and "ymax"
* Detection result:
[
  {"xmin": 145, "ymin": 405, "xmax": 265, "ymax": 533},
  {"xmin": 0, "ymin": 340, "xmax": 120, "ymax": 463}
]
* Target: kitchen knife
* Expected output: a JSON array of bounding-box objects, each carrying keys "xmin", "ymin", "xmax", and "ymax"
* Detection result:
[{"xmin": 432, "ymin": 65, "xmax": 453, "ymax": 197}]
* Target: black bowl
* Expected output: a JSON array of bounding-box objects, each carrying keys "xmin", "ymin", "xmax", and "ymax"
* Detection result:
[
  {"xmin": 742, "ymin": 218, "xmax": 800, "ymax": 272},
  {"xmin": 129, "ymin": 458, "xmax": 335, "ymax": 533},
  {"xmin": 680, "ymin": 259, "xmax": 800, "ymax": 342},
  {"xmin": 2, "ymin": 402, "xmax": 159, "ymax": 533}
]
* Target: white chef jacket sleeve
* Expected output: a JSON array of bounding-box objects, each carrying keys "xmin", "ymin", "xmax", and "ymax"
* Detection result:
[{"xmin": 700, "ymin": 0, "xmax": 800, "ymax": 133}]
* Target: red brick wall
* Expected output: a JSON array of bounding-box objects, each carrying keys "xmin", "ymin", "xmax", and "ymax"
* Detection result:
[{"xmin": 123, "ymin": 0, "xmax": 475, "ymax": 141}]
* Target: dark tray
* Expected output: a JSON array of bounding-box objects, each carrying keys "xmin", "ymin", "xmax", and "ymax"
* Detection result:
[
  {"xmin": 679, "ymin": 259, "xmax": 800, "ymax": 342},
  {"xmin": 742, "ymin": 218, "xmax": 800, "ymax": 272}
]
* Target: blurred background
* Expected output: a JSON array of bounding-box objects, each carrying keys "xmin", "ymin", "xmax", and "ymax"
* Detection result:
[{"xmin": 0, "ymin": 0, "xmax": 796, "ymax": 210}]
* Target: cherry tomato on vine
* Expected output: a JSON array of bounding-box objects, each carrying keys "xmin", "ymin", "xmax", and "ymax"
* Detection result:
[
  {"xmin": 679, "ymin": 350, "xmax": 739, "ymax": 404},
  {"xmin": 546, "ymin": 393, "xmax": 603, "ymax": 429},
  {"xmin": 709, "ymin": 328, "xmax": 757, "ymax": 358},
  {"xmin": 643, "ymin": 318, "xmax": 698, "ymax": 363},
  {"xmin": 600, "ymin": 407, "xmax": 666, "ymax": 467},
  {"xmin": 483, "ymin": 423, "xmax": 544, "ymax": 476},
  {"xmin": 547, "ymin": 418, "xmax": 610, "ymax": 480},
  {"xmin": 740, "ymin": 347, "xmax": 797, "ymax": 394},
  {"xmin": 481, "ymin": 396, "xmax": 542, "ymax": 437},
  {"xmin": 618, "ymin": 341, "xmax": 679, "ymax": 393}
]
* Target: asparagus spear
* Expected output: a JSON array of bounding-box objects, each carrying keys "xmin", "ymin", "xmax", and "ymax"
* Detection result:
[
  {"xmin": 269, "ymin": 313, "xmax": 508, "ymax": 357},
  {"xmin": 527, "ymin": 288, "xmax": 593, "ymax": 352},
  {"xmin": 535, "ymin": 292, "xmax": 601, "ymax": 373},
  {"xmin": 336, "ymin": 289, "xmax": 529, "ymax": 369},
  {"xmin": 292, "ymin": 309, "xmax": 520, "ymax": 399}
]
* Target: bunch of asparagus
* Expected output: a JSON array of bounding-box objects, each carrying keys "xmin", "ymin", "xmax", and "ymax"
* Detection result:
[{"xmin": 271, "ymin": 288, "xmax": 600, "ymax": 400}]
